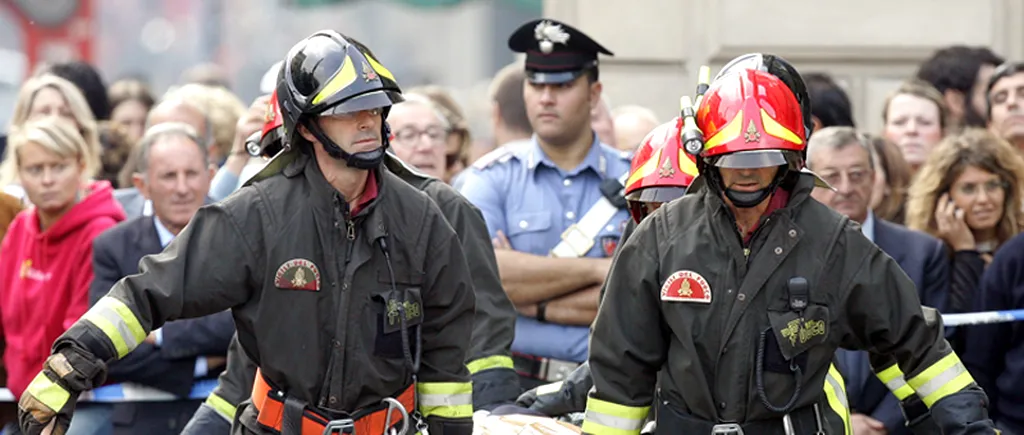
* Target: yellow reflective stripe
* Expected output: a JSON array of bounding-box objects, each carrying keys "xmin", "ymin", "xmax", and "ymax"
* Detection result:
[
  {"xmin": 875, "ymin": 364, "xmax": 915, "ymax": 401},
  {"xmin": 823, "ymin": 364, "xmax": 851, "ymax": 435},
  {"xmin": 364, "ymin": 54, "xmax": 396, "ymax": 82},
  {"xmin": 760, "ymin": 108, "xmax": 804, "ymax": 145},
  {"xmin": 204, "ymin": 392, "xmax": 236, "ymax": 423},
  {"xmin": 581, "ymin": 397, "xmax": 649, "ymax": 435},
  {"xmin": 703, "ymin": 110, "xmax": 744, "ymax": 151},
  {"xmin": 311, "ymin": 54, "xmax": 357, "ymax": 105},
  {"xmin": 907, "ymin": 352, "xmax": 976, "ymax": 407},
  {"xmin": 466, "ymin": 355, "xmax": 514, "ymax": 374},
  {"xmin": 81, "ymin": 297, "xmax": 147, "ymax": 358},
  {"xmin": 417, "ymin": 382, "xmax": 473, "ymax": 418},
  {"xmin": 678, "ymin": 149, "xmax": 699, "ymax": 176},
  {"xmin": 625, "ymin": 148, "xmax": 662, "ymax": 188},
  {"xmin": 25, "ymin": 372, "xmax": 70, "ymax": 413}
]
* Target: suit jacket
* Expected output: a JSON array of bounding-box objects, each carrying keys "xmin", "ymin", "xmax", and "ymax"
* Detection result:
[
  {"xmin": 838, "ymin": 217, "xmax": 949, "ymax": 434},
  {"xmin": 90, "ymin": 215, "xmax": 235, "ymax": 397}
]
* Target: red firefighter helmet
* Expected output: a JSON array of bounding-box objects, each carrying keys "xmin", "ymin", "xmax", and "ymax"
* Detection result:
[
  {"xmin": 623, "ymin": 117, "xmax": 699, "ymax": 223},
  {"xmin": 246, "ymin": 89, "xmax": 287, "ymax": 158},
  {"xmin": 696, "ymin": 68, "xmax": 806, "ymax": 169}
]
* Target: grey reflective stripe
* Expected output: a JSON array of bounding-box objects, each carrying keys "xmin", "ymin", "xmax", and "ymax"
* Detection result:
[
  {"xmin": 825, "ymin": 372, "xmax": 848, "ymax": 409},
  {"xmin": 914, "ymin": 362, "xmax": 967, "ymax": 398},
  {"xmin": 885, "ymin": 375, "xmax": 908, "ymax": 392},
  {"xmin": 584, "ymin": 409, "xmax": 645, "ymax": 431},
  {"xmin": 418, "ymin": 392, "xmax": 473, "ymax": 407},
  {"xmin": 92, "ymin": 304, "xmax": 140, "ymax": 350}
]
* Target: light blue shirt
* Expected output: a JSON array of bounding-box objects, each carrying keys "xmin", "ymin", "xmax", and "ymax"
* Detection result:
[
  {"xmin": 458, "ymin": 135, "xmax": 632, "ymax": 362},
  {"xmin": 153, "ymin": 218, "xmax": 208, "ymax": 378},
  {"xmin": 860, "ymin": 211, "xmax": 875, "ymax": 243}
]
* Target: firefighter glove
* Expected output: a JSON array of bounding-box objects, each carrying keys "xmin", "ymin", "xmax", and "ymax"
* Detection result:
[
  {"xmin": 515, "ymin": 362, "xmax": 592, "ymax": 416},
  {"xmin": 927, "ymin": 386, "xmax": 996, "ymax": 435},
  {"xmin": 18, "ymin": 346, "xmax": 107, "ymax": 435}
]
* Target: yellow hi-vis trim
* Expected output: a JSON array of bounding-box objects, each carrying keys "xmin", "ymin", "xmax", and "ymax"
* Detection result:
[
  {"xmin": 907, "ymin": 352, "xmax": 976, "ymax": 407},
  {"xmin": 82, "ymin": 296, "xmax": 147, "ymax": 358},
  {"xmin": 417, "ymin": 382, "xmax": 473, "ymax": 418},
  {"xmin": 25, "ymin": 372, "xmax": 70, "ymax": 413},
  {"xmin": 703, "ymin": 110, "xmax": 744, "ymax": 151},
  {"xmin": 678, "ymin": 149, "xmax": 699, "ymax": 177},
  {"xmin": 876, "ymin": 364, "xmax": 915, "ymax": 401},
  {"xmin": 204, "ymin": 392, "xmax": 237, "ymax": 423},
  {"xmin": 624, "ymin": 149, "xmax": 662, "ymax": 188},
  {"xmin": 760, "ymin": 108, "xmax": 804, "ymax": 145},
  {"xmin": 311, "ymin": 55, "xmax": 357, "ymax": 106},
  {"xmin": 823, "ymin": 363, "xmax": 852, "ymax": 435},
  {"xmin": 581, "ymin": 397, "xmax": 649, "ymax": 435},
  {"xmin": 364, "ymin": 54, "xmax": 396, "ymax": 82},
  {"xmin": 466, "ymin": 355, "xmax": 514, "ymax": 374}
]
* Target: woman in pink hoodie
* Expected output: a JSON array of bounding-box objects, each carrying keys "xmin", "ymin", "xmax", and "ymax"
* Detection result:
[{"xmin": 0, "ymin": 117, "xmax": 125, "ymax": 400}]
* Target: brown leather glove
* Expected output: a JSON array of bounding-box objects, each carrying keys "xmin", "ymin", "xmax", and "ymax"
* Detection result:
[{"xmin": 18, "ymin": 346, "xmax": 106, "ymax": 435}]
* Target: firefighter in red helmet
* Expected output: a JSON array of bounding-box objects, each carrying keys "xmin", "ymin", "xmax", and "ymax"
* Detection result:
[
  {"xmin": 582, "ymin": 64, "xmax": 995, "ymax": 434},
  {"xmin": 514, "ymin": 117, "xmax": 698, "ymax": 420}
]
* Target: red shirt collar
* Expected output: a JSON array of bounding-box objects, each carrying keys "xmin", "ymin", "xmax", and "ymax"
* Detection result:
[
  {"xmin": 350, "ymin": 170, "xmax": 379, "ymax": 216},
  {"xmin": 742, "ymin": 188, "xmax": 790, "ymax": 244}
]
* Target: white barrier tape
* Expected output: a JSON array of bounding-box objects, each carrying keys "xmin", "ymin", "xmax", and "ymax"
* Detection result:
[{"xmin": 942, "ymin": 309, "xmax": 1024, "ymax": 327}]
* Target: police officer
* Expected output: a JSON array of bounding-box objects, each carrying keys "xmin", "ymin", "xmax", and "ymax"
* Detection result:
[
  {"xmin": 582, "ymin": 57, "xmax": 996, "ymax": 434},
  {"xmin": 182, "ymin": 84, "xmax": 521, "ymax": 434},
  {"xmin": 515, "ymin": 117, "xmax": 699, "ymax": 418},
  {"xmin": 458, "ymin": 18, "xmax": 631, "ymax": 390},
  {"xmin": 18, "ymin": 30, "xmax": 476, "ymax": 435}
]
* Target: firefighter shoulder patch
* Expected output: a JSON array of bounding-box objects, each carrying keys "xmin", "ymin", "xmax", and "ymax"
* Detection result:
[
  {"xmin": 661, "ymin": 270, "xmax": 711, "ymax": 303},
  {"xmin": 274, "ymin": 258, "xmax": 321, "ymax": 291}
]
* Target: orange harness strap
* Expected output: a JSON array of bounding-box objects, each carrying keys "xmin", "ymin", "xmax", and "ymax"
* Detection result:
[{"xmin": 251, "ymin": 368, "xmax": 416, "ymax": 435}]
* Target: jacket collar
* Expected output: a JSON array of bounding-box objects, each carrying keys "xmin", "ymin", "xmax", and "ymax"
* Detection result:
[{"xmin": 290, "ymin": 151, "xmax": 389, "ymax": 244}]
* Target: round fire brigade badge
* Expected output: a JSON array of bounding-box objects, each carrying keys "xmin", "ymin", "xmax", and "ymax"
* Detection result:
[
  {"xmin": 661, "ymin": 270, "xmax": 711, "ymax": 303},
  {"xmin": 274, "ymin": 258, "xmax": 321, "ymax": 291}
]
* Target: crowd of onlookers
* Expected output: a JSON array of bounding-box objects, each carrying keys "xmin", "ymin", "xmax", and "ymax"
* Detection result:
[{"xmin": 1, "ymin": 43, "xmax": 1024, "ymax": 434}]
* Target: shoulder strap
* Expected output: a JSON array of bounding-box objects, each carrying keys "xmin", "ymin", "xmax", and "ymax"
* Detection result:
[{"xmin": 550, "ymin": 171, "xmax": 629, "ymax": 258}]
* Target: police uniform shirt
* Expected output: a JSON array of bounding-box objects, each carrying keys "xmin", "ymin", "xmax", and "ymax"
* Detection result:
[{"xmin": 457, "ymin": 135, "xmax": 631, "ymax": 362}]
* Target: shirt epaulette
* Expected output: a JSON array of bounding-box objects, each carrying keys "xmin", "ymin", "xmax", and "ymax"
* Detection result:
[{"xmin": 472, "ymin": 146, "xmax": 514, "ymax": 170}]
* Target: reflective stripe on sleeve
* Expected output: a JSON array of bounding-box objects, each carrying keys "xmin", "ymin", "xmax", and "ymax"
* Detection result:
[
  {"xmin": 25, "ymin": 372, "xmax": 70, "ymax": 413},
  {"xmin": 823, "ymin": 363, "xmax": 852, "ymax": 435},
  {"xmin": 875, "ymin": 364, "xmax": 915, "ymax": 400},
  {"xmin": 466, "ymin": 355, "xmax": 514, "ymax": 374},
  {"xmin": 417, "ymin": 382, "xmax": 473, "ymax": 418},
  {"xmin": 204, "ymin": 392, "xmax": 237, "ymax": 423},
  {"xmin": 907, "ymin": 352, "xmax": 976, "ymax": 407},
  {"xmin": 81, "ymin": 296, "xmax": 147, "ymax": 358},
  {"xmin": 581, "ymin": 397, "xmax": 649, "ymax": 435}
]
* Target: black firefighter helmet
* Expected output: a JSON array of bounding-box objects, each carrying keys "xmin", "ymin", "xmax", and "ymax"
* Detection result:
[{"xmin": 276, "ymin": 30, "xmax": 404, "ymax": 169}]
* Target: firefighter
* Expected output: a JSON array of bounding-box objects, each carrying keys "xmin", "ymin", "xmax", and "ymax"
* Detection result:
[
  {"xmin": 18, "ymin": 30, "xmax": 476, "ymax": 435},
  {"xmin": 182, "ymin": 85, "xmax": 520, "ymax": 434},
  {"xmin": 581, "ymin": 61, "xmax": 996, "ymax": 434},
  {"xmin": 515, "ymin": 116, "xmax": 699, "ymax": 418}
]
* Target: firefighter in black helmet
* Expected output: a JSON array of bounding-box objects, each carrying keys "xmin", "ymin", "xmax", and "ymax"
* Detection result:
[{"xmin": 18, "ymin": 30, "xmax": 476, "ymax": 435}]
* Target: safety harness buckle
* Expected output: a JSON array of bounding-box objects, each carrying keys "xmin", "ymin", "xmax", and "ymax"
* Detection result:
[
  {"xmin": 710, "ymin": 423, "xmax": 744, "ymax": 435},
  {"xmin": 322, "ymin": 418, "xmax": 355, "ymax": 435}
]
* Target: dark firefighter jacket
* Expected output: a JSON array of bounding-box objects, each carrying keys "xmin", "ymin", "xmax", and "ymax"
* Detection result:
[{"xmin": 53, "ymin": 149, "xmax": 477, "ymax": 434}]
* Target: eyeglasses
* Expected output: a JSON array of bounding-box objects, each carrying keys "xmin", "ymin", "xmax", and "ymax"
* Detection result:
[
  {"xmin": 952, "ymin": 179, "xmax": 1008, "ymax": 197},
  {"xmin": 392, "ymin": 126, "xmax": 449, "ymax": 145},
  {"xmin": 818, "ymin": 168, "xmax": 873, "ymax": 188}
]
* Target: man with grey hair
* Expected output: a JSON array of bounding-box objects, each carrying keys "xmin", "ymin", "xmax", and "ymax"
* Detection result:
[
  {"xmin": 612, "ymin": 105, "xmax": 659, "ymax": 152},
  {"xmin": 90, "ymin": 122, "xmax": 233, "ymax": 435},
  {"xmin": 591, "ymin": 94, "xmax": 616, "ymax": 147},
  {"xmin": 808, "ymin": 126, "xmax": 949, "ymax": 435}
]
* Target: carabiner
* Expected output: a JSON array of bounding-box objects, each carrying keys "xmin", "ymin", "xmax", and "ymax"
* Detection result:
[{"xmin": 381, "ymin": 397, "xmax": 410, "ymax": 435}]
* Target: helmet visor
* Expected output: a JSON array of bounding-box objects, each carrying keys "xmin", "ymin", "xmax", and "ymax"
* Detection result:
[
  {"xmin": 321, "ymin": 90, "xmax": 401, "ymax": 116},
  {"xmin": 625, "ymin": 186, "xmax": 688, "ymax": 204},
  {"xmin": 712, "ymin": 150, "xmax": 787, "ymax": 169}
]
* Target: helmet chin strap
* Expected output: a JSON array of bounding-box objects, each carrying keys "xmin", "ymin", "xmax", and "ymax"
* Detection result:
[
  {"xmin": 711, "ymin": 165, "xmax": 789, "ymax": 209},
  {"xmin": 304, "ymin": 117, "xmax": 390, "ymax": 169}
]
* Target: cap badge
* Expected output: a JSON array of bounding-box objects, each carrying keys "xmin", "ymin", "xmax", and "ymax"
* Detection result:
[
  {"xmin": 744, "ymin": 120, "xmax": 761, "ymax": 143},
  {"xmin": 362, "ymin": 60, "xmax": 378, "ymax": 82},
  {"xmin": 658, "ymin": 156, "xmax": 675, "ymax": 178},
  {"xmin": 534, "ymin": 20, "xmax": 570, "ymax": 54}
]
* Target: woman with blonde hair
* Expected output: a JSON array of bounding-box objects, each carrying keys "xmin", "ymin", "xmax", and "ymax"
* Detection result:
[
  {"xmin": 0, "ymin": 74, "xmax": 101, "ymax": 201},
  {"xmin": 906, "ymin": 128, "xmax": 1024, "ymax": 335},
  {"xmin": 882, "ymin": 79, "xmax": 950, "ymax": 175},
  {"xmin": 0, "ymin": 117, "xmax": 124, "ymax": 432}
]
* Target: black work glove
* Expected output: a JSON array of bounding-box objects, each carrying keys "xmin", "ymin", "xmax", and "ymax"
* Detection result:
[
  {"xmin": 515, "ymin": 362, "xmax": 592, "ymax": 416},
  {"xmin": 927, "ymin": 386, "xmax": 997, "ymax": 435},
  {"xmin": 18, "ymin": 346, "xmax": 106, "ymax": 435}
]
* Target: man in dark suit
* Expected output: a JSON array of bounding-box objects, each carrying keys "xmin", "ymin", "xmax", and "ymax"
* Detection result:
[
  {"xmin": 809, "ymin": 127, "xmax": 949, "ymax": 435},
  {"xmin": 91, "ymin": 122, "xmax": 233, "ymax": 435}
]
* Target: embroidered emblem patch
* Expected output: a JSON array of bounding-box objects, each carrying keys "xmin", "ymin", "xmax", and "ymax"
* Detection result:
[
  {"xmin": 274, "ymin": 259, "xmax": 321, "ymax": 291},
  {"xmin": 661, "ymin": 270, "xmax": 711, "ymax": 303},
  {"xmin": 600, "ymin": 235, "xmax": 619, "ymax": 256}
]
